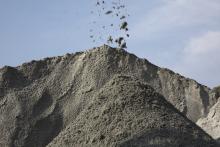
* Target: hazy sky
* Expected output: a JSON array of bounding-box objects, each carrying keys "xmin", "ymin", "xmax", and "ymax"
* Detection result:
[{"xmin": 0, "ymin": 0, "xmax": 220, "ymax": 87}]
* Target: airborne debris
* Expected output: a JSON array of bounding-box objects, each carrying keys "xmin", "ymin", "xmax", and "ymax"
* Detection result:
[
  {"xmin": 90, "ymin": 0, "xmax": 130, "ymax": 49},
  {"xmin": 115, "ymin": 37, "xmax": 123, "ymax": 44},
  {"xmin": 120, "ymin": 21, "xmax": 128, "ymax": 30},
  {"xmin": 115, "ymin": 37, "xmax": 126, "ymax": 48},
  {"xmin": 105, "ymin": 11, "xmax": 113, "ymax": 15},
  {"xmin": 120, "ymin": 42, "xmax": 127, "ymax": 49},
  {"xmin": 120, "ymin": 16, "xmax": 126, "ymax": 20},
  {"xmin": 107, "ymin": 36, "xmax": 113, "ymax": 44},
  {"xmin": 118, "ymin": 37, "xmax": 124, "ymax": 45}
]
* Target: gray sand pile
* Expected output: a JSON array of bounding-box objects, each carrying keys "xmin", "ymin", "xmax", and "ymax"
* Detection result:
[
  {"xmin": 0, "ymin": 45, "xmax": 218, "ymax": 146},
  {"xmin": 47, "ymin": 75, "xmax": 216, "ymax": 147}
]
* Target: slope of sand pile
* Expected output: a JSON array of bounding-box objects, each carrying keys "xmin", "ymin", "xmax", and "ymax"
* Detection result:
[
  {"xmin": 0, "ymin": 45, "xmax": 218, "ymax": 146},
  {"xmin": 47, "ymin": 75, "xmax": 216, "ymax": 147}
]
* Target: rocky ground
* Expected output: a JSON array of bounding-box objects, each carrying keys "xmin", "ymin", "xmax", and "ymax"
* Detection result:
[{"xmin": 0, "ymin": 45, "xmax": 219, "ymax": 147}]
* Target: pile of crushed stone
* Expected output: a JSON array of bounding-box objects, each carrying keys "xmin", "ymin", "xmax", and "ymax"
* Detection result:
[{"xmin": 0, "ymin": 45, "xmax": 219, "ymax": 147}]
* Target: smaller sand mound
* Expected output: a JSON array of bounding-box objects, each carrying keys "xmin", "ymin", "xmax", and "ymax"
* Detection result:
[{"xmin": 47, "ymin": 75, "xmax": 217, "ymax": 147}]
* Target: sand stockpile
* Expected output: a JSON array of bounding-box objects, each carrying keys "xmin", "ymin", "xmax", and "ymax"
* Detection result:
[
  {"xmin": 0, "ymin": 45, "xmax": 218, "ymax": 146},
  {"xmin": 47, "ymin": 75, "xmax": 217, "ymax": 147}
]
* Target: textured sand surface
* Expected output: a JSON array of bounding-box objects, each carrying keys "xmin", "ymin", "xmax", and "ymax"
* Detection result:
[
  {"xmin": 47, "ymin": 75, "xmax": 217, "ymax": 147},
  {"xmin": 0, "ymin": 45, "xmax": 218, "ymax": 146}
]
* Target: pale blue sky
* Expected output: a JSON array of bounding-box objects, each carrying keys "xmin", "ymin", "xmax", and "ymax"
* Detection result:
[{"xmin": 0, "ymin": 0, "xmax": 220, "ymax": 87}]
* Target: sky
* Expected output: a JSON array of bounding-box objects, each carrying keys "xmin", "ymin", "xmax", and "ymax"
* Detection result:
[{"xmin": 0, "ymin": 0, "xmax": 220, "ymax": 88}]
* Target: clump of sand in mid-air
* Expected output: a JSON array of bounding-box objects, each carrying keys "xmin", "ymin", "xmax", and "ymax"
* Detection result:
[{"xmin": 89, "ymin": 0, "xmax": 130, "ymax": 49}]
